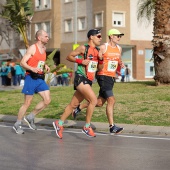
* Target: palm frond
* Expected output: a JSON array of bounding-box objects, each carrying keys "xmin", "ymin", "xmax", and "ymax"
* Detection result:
[{"xmin": 137, "ymin": 0, "xmax": 156, "ymax": 24}]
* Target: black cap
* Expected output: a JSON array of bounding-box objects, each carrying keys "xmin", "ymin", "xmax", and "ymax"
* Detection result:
[{"xmin": 87, "ymin": 29, "xmax": 101, "ymax": 38}]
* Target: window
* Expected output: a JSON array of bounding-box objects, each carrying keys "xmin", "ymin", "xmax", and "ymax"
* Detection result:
[
  {"xmin": 150, "ymin": 66, "xmax": 154, "ymax": 76},
  {"xmin": 112, "ymin": 12, "xmax": 125, "ymax": 27},
  {"xmin": 35, "ymin": 0, "xmax": 42, "ymax": 9},
  {"xmin": 65, "ymin": 19, "xmax": 72, "ymax": 32},
  {"xmin": 95, "ymin": 12, "xmax": 103, "ymax": 28},
  {"xmin": 145, "ymin": 49, "xmax": 154, "ymax": 78},
  {"xmin": 35, "ymin": 23, "xmax": 42, "ymax": 33},
  {"xmin": 64, "ymin": 0, "xmax": 72, "ymax": 3},
  {"xmin": 78, "ymin": 17, "xmax": 86, "ymax": 31},
  {"xmin": 35, "ymin": 0, "xmax": 51, "ymax": 10},
  {"xmin": 44, "ymin": 0, "xmax": 50, "ymax": 9},
  {"xmin": 43, "ymin": 22, "xmax": 51, "ymax": 37},
  {"xmin": 35, "ymin": 22, "xmax": 51, "ymax": 38}
]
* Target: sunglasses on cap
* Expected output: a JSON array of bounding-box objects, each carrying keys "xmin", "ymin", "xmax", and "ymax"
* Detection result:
[{"xmin": 113, "ymin": 35, "xmax": 122, "ymax": 38}]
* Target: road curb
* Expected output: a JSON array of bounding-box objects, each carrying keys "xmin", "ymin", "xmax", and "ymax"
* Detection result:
[{"xmin": 0, "ymin": 114, "xmax": 170, "ymax": 136}]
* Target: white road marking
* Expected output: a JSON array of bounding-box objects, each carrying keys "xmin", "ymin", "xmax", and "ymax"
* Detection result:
[{"xmin": 1, "ymin": 124, "xmax": 170, "ymax": 141}]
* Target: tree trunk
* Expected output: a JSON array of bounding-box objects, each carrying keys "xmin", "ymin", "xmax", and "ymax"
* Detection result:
[{"xmin": 153, "ymin": 0, "xmax": 170, "ymax": 85}]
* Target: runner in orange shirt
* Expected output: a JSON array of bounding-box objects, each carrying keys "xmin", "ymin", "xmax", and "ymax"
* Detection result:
[{"xmin": 73, "ymin": 29, "xmax": 125, "ymax": 134}]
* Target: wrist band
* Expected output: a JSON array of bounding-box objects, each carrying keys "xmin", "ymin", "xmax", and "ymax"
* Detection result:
[
  {"xmin": 98, "ymin": 60, "xmax": 103, "ymax": 64},
  {"xmin": 75, "ymin": 59, "xmax": 83, "ymax": 64}
]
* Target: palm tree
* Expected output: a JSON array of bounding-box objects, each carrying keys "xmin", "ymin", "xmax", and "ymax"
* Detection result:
[
  {"xmin": 0, "ymin": 0, "xmax": 33, "ymax": 49},
  {"xmin": 137, "ymin": 0, "xmax": 170, "ymax": 85}
]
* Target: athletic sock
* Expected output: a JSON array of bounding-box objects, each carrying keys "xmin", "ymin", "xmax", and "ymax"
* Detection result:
[
  {"xmin": 27, "ymin": 113, "xmax": 35, "ymax": 120},
  {"xmin": 58, "ymin": 120, "xmax": 64, "ymax": 126},
  {"xmin": 15, "ymin": 120, "xmax": 22, "ymax": 125},
  {"xmin": 85, "ymin": 123, "xmax": 90, "ymax": 128}
]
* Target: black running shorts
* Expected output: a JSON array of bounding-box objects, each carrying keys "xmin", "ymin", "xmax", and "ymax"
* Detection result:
[
  {"xmin": 96, "ymin": 75, "xmax": 115, "ymax": 99},
  {"xmin": 74, "ymin": 73, "xmax": 92, "ymax": 90}
]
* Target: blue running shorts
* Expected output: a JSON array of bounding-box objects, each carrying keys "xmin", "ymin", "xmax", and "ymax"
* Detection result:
[{"xmin": 22, "ymin": 75, "xmax": 49, "ymax": 95}]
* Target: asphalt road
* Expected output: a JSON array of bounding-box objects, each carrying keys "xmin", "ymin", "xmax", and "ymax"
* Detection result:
[{"xmin": 0, "ymin": 122, "xmax": 170, "ymax": 170}]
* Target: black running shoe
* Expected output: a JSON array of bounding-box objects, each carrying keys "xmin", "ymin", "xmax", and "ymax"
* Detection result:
[
  {"xmin": 72, "ymin": 105, "xmax": 81, "ymax": 119},
  {"xmin": 110, "ymin": 124, "xmax": 124, "ymax": 134}
]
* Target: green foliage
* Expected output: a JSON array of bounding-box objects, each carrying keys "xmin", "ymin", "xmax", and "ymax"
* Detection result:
[
  {"xmin": 56, "ymin": 67, "xmax": 73, "ymax": 75},
  {"xmin": 44, "ymin": 49, "xmax": 73, "ymax": 74},
  {"xmin": 44, "ymin": 49, "xmax": 58, "ymax": 73},
  {"xmin": 0, "ymin": 0, "xmax": 33, "ymax": 48},
  {"xmin": 137, "ymin": 0, "xmax": 156, "ymax": 24}
]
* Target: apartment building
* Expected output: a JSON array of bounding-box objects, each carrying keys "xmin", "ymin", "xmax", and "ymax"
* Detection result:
[
  {"xmin": 60, "ymin": 0, "xmax": 154, "ymax": 80},
  {"xmin": 30, "ymin": 0, "xmax": 61, "ymax": 64},
  {"xmin": 0, "ymin": 0, "xmax": 154, "ymax": 80}
]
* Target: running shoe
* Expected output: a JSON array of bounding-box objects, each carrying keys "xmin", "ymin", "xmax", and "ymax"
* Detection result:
[
  {"xmin": 110, "ymin": 124, "xmax": 124, "ymax": 134},
  {"xmin": 53, "ymin": 120, "xmax": 64, "ymax": 139},
  {"xmin": 82, "ymin": 126, "xmax": 96, "ymax": 137},
  {"xmin": 24, "ymin": 116, "xmax": 37, "ymax": 130},
  {"xmin": 72, "ymin": 105, "xmax": 81, "ymax": 119},
  {"xmin": 13, "ymin": 124, "xmax": 24, "ymax": 134}
]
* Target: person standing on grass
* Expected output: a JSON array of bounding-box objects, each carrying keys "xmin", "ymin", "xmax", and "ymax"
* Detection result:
[
  {"xmin": 120, "ymin": 67, "xmax": 125, "ymax": 82},
  {"xmin": 73, "ymin": 28, "xmax": 124, "ymax": 134},
  {"xmin": 125, "ymin": 65, "xmax": 131, "ymax": 82},
  {"xmin": 13, "ymin": 30, "xmax": 51, "ymax": 134},
  {"xmin": 15, "ymin": 63, "xmax": 24, "ymax": 86},
  {"xmin": 53, "ymin": 29, "xmax": 103, "ymax": 139}
]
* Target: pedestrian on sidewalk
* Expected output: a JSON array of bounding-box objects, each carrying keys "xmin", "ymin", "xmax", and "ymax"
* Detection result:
[
  {"xmin": 13, "ymin": 30, "xmax": 51, "ymax": 134},
  {"xmin": 73, "ymin": 29, "xmax": 125, "ymax": 134},
  {"xmin": 53, "ymin": 29, "xmax": 103, "ymax": 139}
]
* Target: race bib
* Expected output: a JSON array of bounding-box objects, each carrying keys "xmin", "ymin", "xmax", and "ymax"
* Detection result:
[
  {"xmin": 88, "ymin": 61, "xmax": 98, "ymax": 72},
  {"xmin": 37, "ymin": 61, "xmax": 45, "ymax": 71},
  {"xmin": 107, "ymin": 61, "xmax": 118, "ymax": 72}
]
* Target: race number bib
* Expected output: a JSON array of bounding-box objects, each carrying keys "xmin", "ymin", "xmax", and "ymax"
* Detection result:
[
  {"xmin": 88, "ymin": 61, "xmax": 98, "ymax": 72},
  {"xmin": 37, "ymin": 61, "xmax": 45, "ymax": 71},
  {"xmin": 107, "ymin": 61, "xmax": 118, "ymax": 72}
]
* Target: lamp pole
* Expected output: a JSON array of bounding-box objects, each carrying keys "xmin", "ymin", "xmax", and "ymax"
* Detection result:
[{"xmin": 74, "ymin": 0, "xmax": 77, "ymax": 72}]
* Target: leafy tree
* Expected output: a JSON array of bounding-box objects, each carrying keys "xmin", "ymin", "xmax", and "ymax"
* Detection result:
[
  {"xmin": 0, "ymin": 0, "xmax": 33, "ymax": 49},
  {"xmin": 0, "ymin": 0, "xmax": 72, "ymax": 77},
  {"xmin": 137, "ymin": 0, "xmax": 170, "ymax": 85}
]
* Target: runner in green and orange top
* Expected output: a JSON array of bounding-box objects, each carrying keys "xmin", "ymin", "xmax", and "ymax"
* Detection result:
[
  {"xmin": 73, "ymin": 29, "xmax": 125, "ymax": 134},
  {"xmin": 53, "ymin": 29, "xmax": 103, "ymax": 139}
]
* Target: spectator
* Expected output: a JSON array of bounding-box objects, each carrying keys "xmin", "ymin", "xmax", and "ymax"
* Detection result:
[
  {"xmin": 125, "ymin": 65, "xmax": 131, "ymax": 82},
  {"xmin": 57, "ymin": 74, "xmax": 63, "ymax": 86},
  {"xmin": 120, "ymin": 67, "xmax": 125, "ymax": 82},
  {"xmin": 62, "ymin": 72, "xmax": 69, "ymax": 86},
  {"xmin": 6, "ymin": 62, "xmax": 11, "ymax": 86},
  {"xmin": 0, "ymin": 64, "xmax": 8, "ymax": 86},
  {"xmin": 15, "ymin": 63, "xmax": 24, "ymax": 85},
  {"xmin": 11, "ymin": 63, "xmax": 17, "ymax": 86}
]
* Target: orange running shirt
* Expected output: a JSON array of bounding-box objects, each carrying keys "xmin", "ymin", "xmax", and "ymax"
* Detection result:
[
  {"xmin": 27, "ymin": 44, "xmax": 46, "ymax": 74},
  {"xmin": 76, "ymin": 45, "xmax": 99, "ymax": 81},
  {"xmin": 97, "ymin": 43, "xmax": 121, "ymax": 77}
]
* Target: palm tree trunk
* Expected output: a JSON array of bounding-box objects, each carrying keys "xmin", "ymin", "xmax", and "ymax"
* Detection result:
[{"xmin": 153, "ymin": 0, "xmax": 170, "ymax": 85}]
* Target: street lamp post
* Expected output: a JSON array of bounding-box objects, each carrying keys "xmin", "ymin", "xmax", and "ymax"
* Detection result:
[{"xmin": 74, "ymin": 0, "xmax": 77, "ymax": 72}]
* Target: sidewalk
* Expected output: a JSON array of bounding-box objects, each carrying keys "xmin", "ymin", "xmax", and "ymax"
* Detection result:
[{"xmin": 0, "ymin": 114, "xmax": 170, "ymax": 136}]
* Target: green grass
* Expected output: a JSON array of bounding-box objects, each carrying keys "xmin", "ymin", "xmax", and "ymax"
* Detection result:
[{"xmin": 0, "ymin": 81, "xmax": 170, "ymax": 126}]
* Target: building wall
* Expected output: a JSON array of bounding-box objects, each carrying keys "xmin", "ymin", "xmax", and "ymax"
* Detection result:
[
  {"xmin": 1, "ymin": 0, "xmax": 154, "ymax": 80},
  {"xmin": 31, "ymin": 0, "xmax": 61, "ymax": 50},
  {"xmin": 130, "ymin": 0, "xmax": 153, "ymax": 80}
]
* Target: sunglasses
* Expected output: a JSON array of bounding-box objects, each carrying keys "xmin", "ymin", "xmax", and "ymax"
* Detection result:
[
  {"xmin": 114, "ymin": 35, "xmax": 122, "ymax": 38},
  {"xmin": 96, "ymin": 35, "xmax": 102, "ymax": 39}
]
